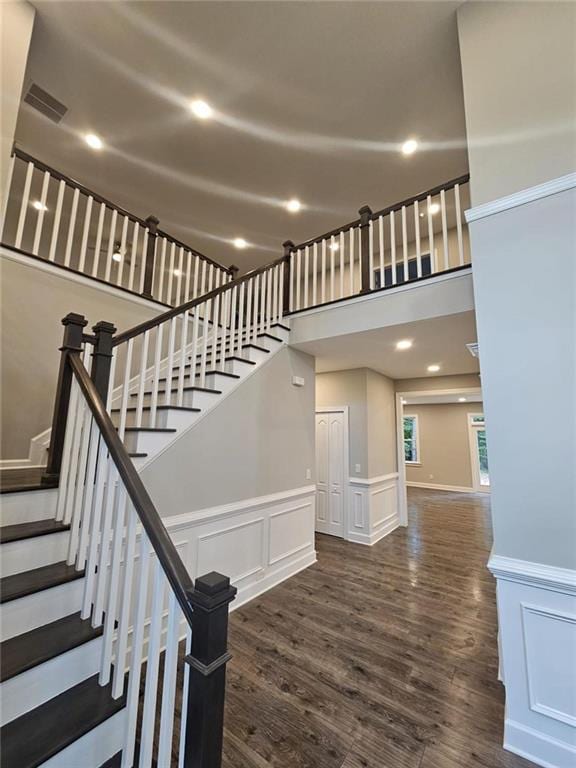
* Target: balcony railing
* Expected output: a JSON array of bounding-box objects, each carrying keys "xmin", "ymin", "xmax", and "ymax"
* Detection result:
[
  {"xmin": 0, "ymin": 148, "xmax": 233, "ymax": 305},
  {"xmin": 284, "ymin": 173, "xmax": 471, "ymax": 313}
]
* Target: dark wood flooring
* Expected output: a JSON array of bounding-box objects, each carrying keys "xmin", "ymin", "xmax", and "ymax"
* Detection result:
[
  {"xmin": 0, "ymin": 467, "xmax": 45, "ymax": 493},
  {"xmin": 164, "ymin": 488, "xmax": 537, "ymax": 767}
]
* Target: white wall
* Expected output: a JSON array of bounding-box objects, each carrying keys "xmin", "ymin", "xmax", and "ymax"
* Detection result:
[{"xmin": 0, "ymin": 1, "xmax": 34, "ymax": 201}]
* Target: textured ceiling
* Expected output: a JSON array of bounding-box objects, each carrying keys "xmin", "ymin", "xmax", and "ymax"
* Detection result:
[{"xmin": 16, "ymin": 1, "xmax": 468, "ymax": 272}]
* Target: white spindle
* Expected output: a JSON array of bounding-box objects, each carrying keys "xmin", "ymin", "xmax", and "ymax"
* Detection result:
[
  {"xmin": 378, "ymin": 216, "xmax": 384, "ymax": 289},
  {"xmin": 118, "ymin": 339, "xmax": 134, "ymax": 441},
  {"xmin": 81, "ymin": 438, "xmax": 109, "ymax": 620},
  {"xmin": 390, "ymin": 211, "xmax": 397, "ymax": 285},
  {"xmin": 178, "ymin": 628, "xmax": 192, "ymax": 768},
  {"xmin": 136, "ymin": 330, "xmax": 151, "ymax": 427},
  {"xmin": 157, "ymin": 591, "xmax": 181, "ymax": 766},
  {"xmin": 278, "ymin": 264, "xmax": 285, "ymax": 320},
  {"xmin": 229, "ymin": 285, "xmax": 238, "ymax": 361},
  {"xmin": 312, "ymin": 243, "xmax": 318, "ymax": 306},
  {"xmin": 93, "ymin": 462, "xmax": 118, "ymax": 624},
  {"xmin": 177, "ymin": 310, "xmax": 190, "ymax": 406},
  {"xmin": 245, "ymin": 278, "xmax": 253, "ymax": 354},
  {"xmin": 189, "ymin": 302, "xmax": 201, "ymax": 390},
  {"xmin": 55, "ymin": 372, "xmax": 81, "ymax": 522},
  {"xmin": 112, "ymin": 502, "xmax": 137, "ymax": 699},
  {"xmin": 368, "ymin": 222, "xmax": 375, "ymax": 290},
  {"xmin": 167, "ymin": 242, "xmax": 176, "ymax": 305},
  {"xmin": 330, "ymin": 236, "xmax": 336, "ymax": 299},
  {"xmin": 401, "ymin": 205, "xmax": 408, "ymax": 282},
  {"xmin": 139, "ymin": 559, "xmax": 166, "ymax": 768},
  {"xmin": 32, "ymin": 170, "xmax": 50, "ymax": 255},
  {"xmin": 63, "ymin": 188, "xmax": 80, "ymax": 268},
  {"xmin": 303, "ymin": 246, "xmax": 309, "ymax": 310},
  {"xmin": 295, "ymin": 250, "xmax": 301, "ymax": 311},
  {"xmin": 321, "ymin": 239, "xmax": 327, "ymax": 303},
  {"xmin": 339, "ymin": 231, "xmax": 345, "ymax": 298},
  {"xmin": 349, "ymin": 228, "xmax": 355, "ymax": 295},
  {"xmin": 210, "ymin": 290, "xmax": 221, "ymax": 371},
  {"xmin": 199, "ymin": 296, "xmax": 210, "ymax": 387},
  {"xmin": 14, "ymin": 160, "xmax": 33, "ymax": 249},
  {"xmin": 66, "ymin": 403, "xmax": 93, "ymax": 562},
  {"xmin": 116, "ymin": 216, "xmax": 129, "ymax": 286},
  {"xmin": 139, "ymin": 229, "xmax": 149, "ymax": 295},
  {"xmin": 427, "ymin": 195, "xmax": 435, "ymax": 273},
  {"xmin": 455, "ymin": 183, "xmax": 464, "ymax": 266},
  {"xmin": 150, "ymin": 324, "xmax": 164, "ymax": 426},
  {"xmin": 78, "ymin": 196, "xmax": 93, "ymax": 274},
  {"xmin": 272, "ymin": 266, "xmax": 279, "ymax": 324},
  {"xmin": 414, "ymin": 200, "xmax": 422, "ymax": 279},
  {"xmin": 48, "ymin": 179, "xmax": 66, "ymax": 263},
  {"xmin": 183, "ymin": 250, "xmax": 192, "ymax": 302},
  {"xmin": 104, "ymin": 208, "xmax": 118, "ymax": 280},
  {"xmin": 122, "ymin": 532, "xmax": 150, "ymax": 768},
  {"xmin": 164, "ymin": 317, "xmax": 177, "ymax": 406},
  {"xmin": 440, "ymin": 188, "xmax": 449, "ymax": 270},
  {"xmin": 252, "ymin": 274, "xmax": 259, "ymax": 343},
  {"xmin": 266, "ymin": 267, "xmax": 273, "ymax": 331},
  {"xmin": 76, "ymin": 425, "xmax": 100, "ymax": 568},
  {"xmin": 192, "ymin": 255, "xmax": 200, "ymax": 299},
  {"xmin": 99, "ymin": 486, "xmax": 127, "ymax": 685},
  {"xmin": 237, "ymin": 281, "xmax": 245, "ymax": 355},
  {"xmin": 176, "ymin": 247, "xmax": 184, "ymax": 304},
  {"xmin": 91, "ymin": 203, "xmax": 106, "ymax": 277},
  {"xmin": 288, "ymin": 253, "xmax": 294, "ymax": 312},
  {"xmin": 157, "ymin": 238, "xmax": 168, "ymax": 302}
]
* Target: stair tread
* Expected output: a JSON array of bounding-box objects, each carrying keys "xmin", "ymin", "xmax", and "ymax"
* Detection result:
[
  {"xmin": 191, "ymin": 342, "xmax": 270, "ymax": 356},
  {"xmin": 111, "ymin": 405, "xmax": 201, "ymax": 413},
  {"xmin": 160, "ymin": 368, "xmax": 240, "ymax": 381},
  {"xmin": 131, "ymin": 385, "xmax": 222, "ymax": 397},
  {"xmin": 0, "ymin": 518, "xmax": 69, "ymax": 544},
  {"xmin": 128, "ymin": 452, "xmax": 148, "ymax": 458},
  {"xmin": 0, "ymin": 673, "xmax": 126, "ymax": 768},
  {"xmin": 0, "ymin": 611, "xmax": 102, "ymax": 683},
  {"xmin": 123, "ymin": 427, "xmax": 177, "ymax": 433},
  {"xmin": 0, "ymin": 561, "xmax": 84, "ymax": 604}
]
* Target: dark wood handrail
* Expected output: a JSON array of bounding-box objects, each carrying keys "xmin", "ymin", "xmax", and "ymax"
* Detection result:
[
  {"xmin": 67, "ymin": 351, "xmax": 195, "ymax": 625},
  {"xmin": 12, "ymin": 147, "xmax": 231, "ymax": 276},
  {"xmin": 290, "ymin": 173, "xmax": 470, "ymax": 252},
  {"xmin": 113, "ymin": 254, "xmax": 287, "ymax": 346}
]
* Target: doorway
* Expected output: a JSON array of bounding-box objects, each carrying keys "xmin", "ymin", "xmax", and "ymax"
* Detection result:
[
  {"xmin": 315, "ymin": 407, "xmax": 348, "ymax": 538},
  {"xmin": 469, "ymin": 414, "xmax": 490, "ymax": 491}
]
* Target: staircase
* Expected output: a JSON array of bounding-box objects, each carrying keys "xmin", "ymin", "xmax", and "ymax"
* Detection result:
[{"xmin": 0, "ymin": 257, "xmax": 286, "ymax": 767}]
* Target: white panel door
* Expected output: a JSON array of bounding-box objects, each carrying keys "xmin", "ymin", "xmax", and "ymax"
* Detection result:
[{"xmin": 315, "ymin": 411, "xmax": 345, "ymax": 537}]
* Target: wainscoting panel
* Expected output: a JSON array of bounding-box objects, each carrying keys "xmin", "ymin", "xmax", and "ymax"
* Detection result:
[
  {"xmin": 489, "ymin": 555, "xmax": 576, "ymax": 768},
  {"xmin": 165, "ymin": 485, "xmax": 317, "ymax": 609},
  {"xmin": 347, "ymin": 474, "xmax": 400, "ymax": 546}
]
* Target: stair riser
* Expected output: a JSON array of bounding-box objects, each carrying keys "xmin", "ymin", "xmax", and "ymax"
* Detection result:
[
  {"xmin": 38, "ymin": 708, "xmax": 126, "ymax": 768},
  {"xmin": 156, "ymin": 370, "xmax": 239, "ymax": 394},
  {"xmin": 0, "ymin": 489, "xmax": 57, "ymax": 526},
  {"xmin": 0, "ymin": 636, "xmax": 102, "ymax": 726},
  {"xmin": 134, "ymin": 389, "xmax": 219, "ymax": 412},
  {"xmin": 0, "ymin": 578, "xmax": 84, "ymax": 641},
  {"xmin": 113, "ymin": 408, "xmax": 201, "ymax": 430},
  {"xmin": 123, "ymin": 429, "xmax": 176, "ymax": 456},
  {"xmin": 1, "ymin": 531, "xmax": 69, "ymax": 577}
]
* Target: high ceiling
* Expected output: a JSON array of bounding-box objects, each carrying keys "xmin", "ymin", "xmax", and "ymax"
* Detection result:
[{"xmin": 16, "ymin": 1, "xmax": 468, "ymax": 272}]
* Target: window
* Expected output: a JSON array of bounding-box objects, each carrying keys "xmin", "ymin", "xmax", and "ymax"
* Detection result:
[
  {"xmin": 374, "ymin": 253, "xmax": 432, "ymax": 289},
  {"xmin": 403, "ymin": 415, "xmax": 419, "ymax": 464}
]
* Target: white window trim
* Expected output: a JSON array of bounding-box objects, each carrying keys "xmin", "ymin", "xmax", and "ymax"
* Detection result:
[{"xmin": 403, "ymin": 413, "xmax": 420, "ymax": 465}]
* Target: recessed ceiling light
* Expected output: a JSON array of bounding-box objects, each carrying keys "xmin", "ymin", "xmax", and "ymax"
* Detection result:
[
  {"xmin": 112, "ymin": 251, "xmax": 122, "ymax": 263},
  {"xmin": 32, "ymin": 200, "xmax": 48, "ymax": 211},
  {"xmin": 429, "ymin": 202, "xmax": 440, "ymax": 215},
  {"xmin": 286, "ymin": 198, "xmax": 302, "ymax": 213},
  {"xmin": 401, "ymin": 138, "xmax": 418, "ymax": 156},
  {"xmin": 458, "ymin": 397, "xmax": 467, "ymax": 402},
  {"xmin": 84, "ymin": 133, "xmax": 103, "ymax": 150},
  {"xmin": 233, "ymin": 237, "xmax": 248, "ymax": 250},
  {"xmin": 173, "ymin": 268, "xmax": 182, "ymax": 276},
  {"xmin": 190, "ymin": 99, "xmax": 213, "ymax": 119},
  {"xmin": 427, "ymin": 364, "xmax": 440, "ymax": 373},
  {"xmin": 396, "ymin": 340, "xmax": 412, "ymax": 350},
  {"xmin": 329, "ymin": 242, "xmax": 339, "ymax": 252}
]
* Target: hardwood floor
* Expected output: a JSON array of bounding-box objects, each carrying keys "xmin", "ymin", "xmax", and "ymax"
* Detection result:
[{"xmin": 218, "ymin": 488, "xmax": 537, "ymax": 768}]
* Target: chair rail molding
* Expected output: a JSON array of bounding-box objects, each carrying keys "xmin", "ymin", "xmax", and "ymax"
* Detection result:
[
  {"xmin": 465, "ymin": 172, "xmax": 576, "ymax": 223},
  {"xmin": 488, "ymin": 554, "xmax": 576, "ymax": 597}
]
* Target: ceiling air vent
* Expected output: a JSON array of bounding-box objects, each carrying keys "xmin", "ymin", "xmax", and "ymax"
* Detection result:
[{"xmin": 24, "ymin": 83, "xmax": 68, "ymax": 124}]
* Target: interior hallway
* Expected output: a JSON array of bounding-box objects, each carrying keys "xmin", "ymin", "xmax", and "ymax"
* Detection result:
[{"xmin": 220, "ymin": 488, "xmax": 538, "ymax": 767}]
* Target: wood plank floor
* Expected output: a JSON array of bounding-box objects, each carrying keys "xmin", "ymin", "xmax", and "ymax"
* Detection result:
[{"xmin": 219, "ymin": 488, "xmax": 537, "ymax": 768}]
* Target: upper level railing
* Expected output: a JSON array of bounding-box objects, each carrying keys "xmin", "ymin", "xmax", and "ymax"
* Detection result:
[
  {"xmin": 44, "ymin": 312, "xmax": 237, "ymax": 767},
  {"xmin": 1, "ymin": 148, "xmax": 233, "ymax": 305},
  {"xmin": 284, "ymin": 173, "xmax": 471, "ymax": 313}
]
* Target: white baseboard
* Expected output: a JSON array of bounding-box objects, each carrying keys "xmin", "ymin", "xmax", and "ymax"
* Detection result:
[
  {"xmin": 505, "ymin": 719, "xmax": 576, "ymax": 768},
  {"xmin": 489, "ymin": 554, "xmax": 576, "ymax": 768},
  {"xmin": 406, "ymin": 480, "xmax": 476, "ymax": 493}
]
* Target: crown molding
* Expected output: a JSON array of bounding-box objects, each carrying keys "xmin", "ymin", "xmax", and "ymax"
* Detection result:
[{"xmin": 465, "ymin": 172, "xmax": 576, "ymax": 223}]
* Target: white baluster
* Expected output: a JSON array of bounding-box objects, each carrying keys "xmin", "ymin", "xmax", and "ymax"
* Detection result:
[
  {"xmin": 66, "ymin": 403, "xmax": 93, "ymax": 563},
  {"xmin": 189, "ymin": 302, "xmax": 201, "ymax": 391},
  {"xmin": 32, "ymin": 170, "xmax": 50, "ymax": 255},
  {"xmin": 401, "ymin": 205, "xmax": 408, "ymax": 282},
  {"xmin": 295, "ymin": 250, "xmax": 301, "ymax": 311},
  {"xmin": 138, "ymin": 229, "xmax": 149, "ymax": 294},
  {"xmin": 177, "ymin": 310, "xmax": 189, "ymax": 407},
  {"xmin": 183, "ymin": 250, "xmax": 192, "ymax": 302},
  {"xmin": 14, "ymin": 160, "xmax": 33, "ymax": 249},
  {"xmin": 63, "ymin": 187, "xmax": 80, "ymax": 268},
  {"xmin": 210, "ymin": 290, "xmax": 221, "ymax": 371},
  {"xmin": 78, "ymin": 196, "xmax": 93, "ymax": 274},
  {"xmin": 99, "ymin": 486, "xmax": 127, "ymax": 685},
  {"xmin": 139, "ymin": 559, "xmax": 167, "ymax": 768},
  {"xmin": 122, "ymin": 532, "xmax": 151, "ymax": 768},
  {"xmin": 440, "ymin": 188, "xmax": 449, "ymax": 270},
  {"xmin": 112, "ymin": 502, "xmax": 137, "ymax": 699},
  {"xmin": 93, "ymin": 461, "xmax": 118, "ymax": 625},
  {"xmin": 349, "ymin": 228, "xmax": 355, "ymax": 295},
  {"xmin": 118, "ymin": 339, "xmax": 134, "ymax": 441},
  {"xmin": 303, "ymin": 246, "xmax": 309, "ymax": 310},
  {"xmin": 178, "ymin": 628, "xmax": 192, "ymax": 768},
  {"xmin": 288, "ymin": 252, "xmax": 294, "ymax": 312},
  {"xmin": 157, "ymin": 592, "xmax": 181, "ymax": 768},
  {"xmin": 136, "ymin": 330, "xmax": 151, "ymax": 427},
  {"xmin": 312, "ymin": 243, "xmax": 318, "ymax": 306},
  {"xmin": 76, "ymin": 425, "xmax": 100, "ymax": 569},
  {"xmin": 252, "ymin": 274, "xmax": 259, "ymax": 342},
  {"xmin": 427, "ymin": 195, "xmax": 435, "ymax": 273},
  {"xmin": 229, "ymin": 285, "xmax": 238, "ymax": 362},
  {"xmin": 237, "ymin": 281, "xmax": 245, "ymax": 354},
  {"xmin": 55, "ymin": 373, "xmax": 81, "ymax": 522},
  {"xmin": 339, "ymin": 231, "xmax": 345, "ymax": 298},
  {"xmin": 272, "ymin": 266, "xmax": 279, "ymax": 325},
  {"xmin": 91, "ymin": 203, "xmax": 106, "ymax": 277},
  {"xmin": 414, "ymin": 200, "xmax": 422, "ymax": 279},
  {"xmin": 368, "ymin": 222, "xmax": 375, "ymax": 290},
  {"xmin": 321, "ymin": 239, "xmax": 327, "ymax": 303},
  {"xmin": 150, "ymin": 324, "xmax": 164, "ymax": 427},
  {"xmin": 390, "ymin": 211, "xmax": 397, "ymax": 285},
  {"xmin": 378, "ymin": 216, "xmax": 384, "ymax": 289},
  {"xmin": 192, "ymin": 254, "xmax": 200, "ymax": 299},
  {"xmin": 81, "ymin": 440, "xmax": 109, "ymax": 621},
  {"xmin": 116, "ymin": 216, "xmax": 129, "ymax": 287},
  {"xmin": 244, "ymin": 278, "xmax": 253, "ymax": 355},
  {"xmin": 128, "ymin": 221, "xmax": 140, "ymax": 293},
  {"xmin": 330, "ymin": 236, "xmax": 336, "ymax": 299},
  {"xmin": 167, "ymin": 242, "xmax": 176, "ymax": 305},
  {"xmin": 164, "ymin": 317, "xmax": 177, "ymax": 406},
  {"xmin": 175, "ymin": 247, "xmax": 184, "ymax": 304},
  {"xmin": 104, "ymin": 209, "xmax": 118, "ymax": 281},
  {"xmin": 455, "ymin": 183, "xmax": 464, "ymax": 266},
  {"xmin": 157, "ymin": 237, "xmax": 168, "ymax": 302}
]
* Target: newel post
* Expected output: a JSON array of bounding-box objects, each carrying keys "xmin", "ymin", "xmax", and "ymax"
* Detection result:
[
  {"xmin": 91, "ymin": 321, "xmax": 117, "ymax": 402},
  {"xmin": 359, "ymin": 205, "xmax": 373, "ymax": 294},
  {"xmin": 142, "ymin": 215, "xmax": 159, "ymax": 300},
  {"xmin": 282, "ymin": 240, "xmax": 294, "ymax": 314},
  {"xmin": 228, "ymin": 264, "xmax": 239, "ymax": 282},
  {"xmin": 42, "ymin": 313, "xmax": 88, "ymax": 487},
  {"xmin": 183, "ymin": 572, "xmax": 237, "ymax": 768}
]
